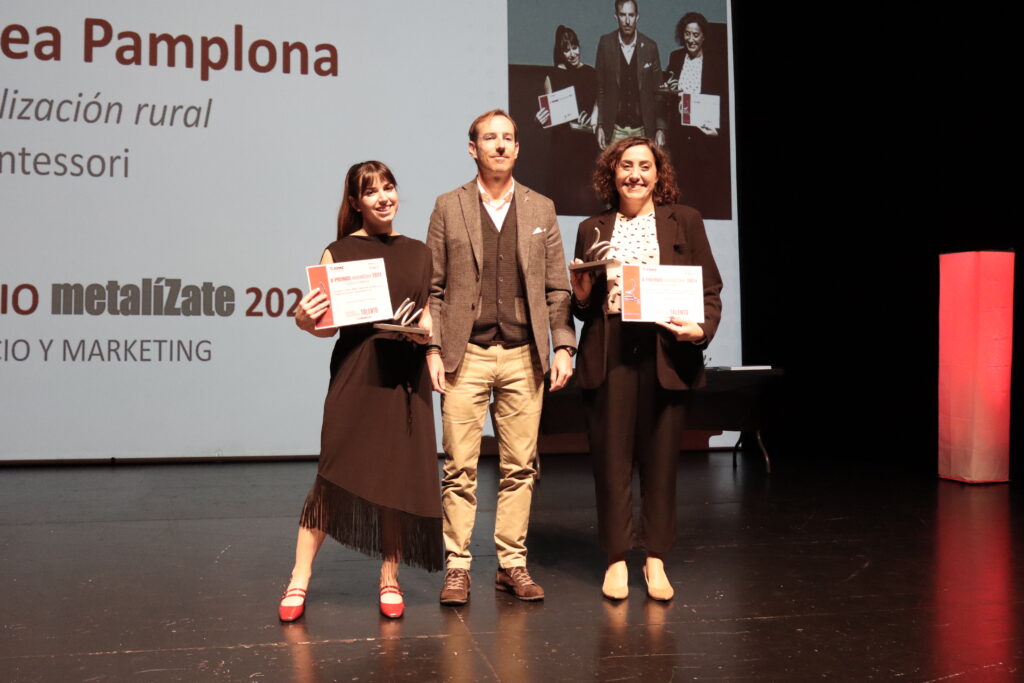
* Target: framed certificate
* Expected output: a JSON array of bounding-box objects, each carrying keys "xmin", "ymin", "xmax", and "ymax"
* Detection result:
[
  {"xmin": 620, "ymin": 264, "xmax": 704, "ymax": 323},
  {"xmin": 305, "ymin": 258, "xmax": 392, "ymax": 330}
]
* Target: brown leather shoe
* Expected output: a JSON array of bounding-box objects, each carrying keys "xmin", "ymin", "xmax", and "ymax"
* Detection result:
[
  {"xmin": 439, "ymin": 568, "xmax": 471, "ymax": 606},
  {"xmin": 495, "ymin": 566, "xmax": 545, "ymax": 601}
]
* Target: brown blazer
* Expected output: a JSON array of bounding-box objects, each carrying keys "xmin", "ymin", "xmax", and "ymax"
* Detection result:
[
  {"xmin": 571, "ymin": 204, "xmax": 722, "ymax": 390},
  {"xmin": 427, "ymin": 180, "xmax": 576, "ymax": 374}
]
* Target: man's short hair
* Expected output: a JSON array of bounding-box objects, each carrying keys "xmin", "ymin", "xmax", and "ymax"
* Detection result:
[
  {"xmin": 468, "ymin": 109, "xmax": 518, "ymax": 142},
  {"xmin": 615, "ymin": 0, "xmax": 638, "ymax": 13}
]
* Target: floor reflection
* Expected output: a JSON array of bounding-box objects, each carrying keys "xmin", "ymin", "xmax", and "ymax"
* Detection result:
[
  {"xmin": 933, "ymin": 482, "xmax": 1014, "ymax": 676},
  {"xmin": 281, "ymin": 621, "xmax": 321, "ymax": 683},
  {"xmin": 437, "ymin": 605, "xmax": 482, "ymax": 681},
  {"xmin": 595, "ymin": 597, "xmax": 682, "ymax": 679},
  {"xmin": 374, "ymin": 617, "xmax": 405, "ymax": 680}
]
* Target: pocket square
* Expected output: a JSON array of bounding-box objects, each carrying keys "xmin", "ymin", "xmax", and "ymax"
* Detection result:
[{"xmin": 532, "ymin": 227, "xmax": 546, "ymax": 235}]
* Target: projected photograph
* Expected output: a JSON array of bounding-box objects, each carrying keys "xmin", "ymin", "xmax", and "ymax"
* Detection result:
[{"xmin": 508, "ymin": 0, "xmax": 733, "ymax": 220}]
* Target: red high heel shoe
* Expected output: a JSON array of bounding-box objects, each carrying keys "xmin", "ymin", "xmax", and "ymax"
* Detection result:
[
  {"xmin": 379, "ymin": 585, "xmax": 404, "ymax": 619},
  {"xmin": 278, "ymin": 587, "xmax": 307, "ymax": 622}
]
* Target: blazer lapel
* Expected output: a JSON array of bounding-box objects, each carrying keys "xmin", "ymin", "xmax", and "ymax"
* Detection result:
[
  {"xmin": 595, "ymin": 211, "xmax": 614, "ymax": 255},
  {"xmin": 637, "ymin": 38, "xmax": 645, "ymax": 91},
  {"xmin": 514, "ymin": 183, "xmax": 532, "ymax": 272},
  {"xmin": 458, "ymin": 180, "xmax": 483, "ymax": 275},
  {"xmin": 655, "ymin": 205, "xmax": 681, "ymax": 264},
  {"xmin": 608, "ymin": 37, "xmax": 620, "ymax": 88}
]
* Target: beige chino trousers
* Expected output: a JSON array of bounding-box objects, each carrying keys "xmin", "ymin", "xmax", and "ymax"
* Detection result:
[{"xmin": 441, "ymin": 342, "xmax": 543, "ymax": 569}]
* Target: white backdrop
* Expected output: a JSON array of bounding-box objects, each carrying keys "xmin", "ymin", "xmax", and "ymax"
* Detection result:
[{"xmin": 0, "ymin": 0, "xmax": 740, "ymax": 460}]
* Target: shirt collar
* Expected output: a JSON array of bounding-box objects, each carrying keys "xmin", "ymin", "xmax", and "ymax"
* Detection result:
[{"xmin": 477, "ymin": 178, "xmax": 516, "ymax": 210}]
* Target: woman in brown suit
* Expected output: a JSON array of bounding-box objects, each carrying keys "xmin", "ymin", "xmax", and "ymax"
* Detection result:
[{"xmin": 570, "ymin": 136, "xmax": 722, "ymax": 601}]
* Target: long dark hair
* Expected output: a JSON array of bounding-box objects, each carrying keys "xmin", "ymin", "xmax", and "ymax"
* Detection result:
[
  {"xmin": 592, "ymin": 137, "xmax": 679, "ymax": 209},
  {"xmin": 336, "ymin": 160, "xmax": 398, "ymax": 239}
]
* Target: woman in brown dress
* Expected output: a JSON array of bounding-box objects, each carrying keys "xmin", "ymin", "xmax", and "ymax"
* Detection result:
[
  {"xmin": 279, "ymin": 161, "xmax": 442, "ymax": 621},
  {"xmin": 534, "ymin": 24, "xmax": 601, "ymax": 217},
  {"xmin": 570, "ymin": 138, "xmax": 722, "ymax": 601}
]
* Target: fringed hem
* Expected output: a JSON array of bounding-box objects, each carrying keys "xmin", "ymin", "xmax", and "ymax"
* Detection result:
[{"xmin": 299, "ymin": 474, "xmax": 444, "ymax": 572}]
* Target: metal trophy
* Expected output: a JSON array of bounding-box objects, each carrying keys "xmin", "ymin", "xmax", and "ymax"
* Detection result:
[
  {"xmin": 373, "ymin": 297, "xmax": 429, "ymax": 336},
  {"xmin": 569, "ymin": 226, "xmax": 620, "ymax": 273}
]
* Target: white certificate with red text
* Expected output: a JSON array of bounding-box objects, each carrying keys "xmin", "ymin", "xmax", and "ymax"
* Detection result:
[
  {"xmin": 305, "ymin": 258, "xmax": 392, "ymax": 330},
  {"xmin": 538, "ymin": 86, "xmax": 579, "ymax": 128},
  {"xmin": 620, "ymin": 264, "xmax": 704, "ymax": 323},
  {"xmin": 679, "ymin": 93, "xmax": 720, "ymax": 129}
]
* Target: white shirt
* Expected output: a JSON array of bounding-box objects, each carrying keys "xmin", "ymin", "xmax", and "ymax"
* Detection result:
[
  {"xmin": 605, "ymin": 211, "xmax": 660, "ymax": 314},
  {"xmin": 679, "ymin": 54, "xmax": 703, "ymax": 94},
  {"xmin": 618, "ymin": 32, "xmax": 637, "ymax": 65},
  {"xmin": 477, "ymin": 178, "xmax": 515, "ymax": 230}
]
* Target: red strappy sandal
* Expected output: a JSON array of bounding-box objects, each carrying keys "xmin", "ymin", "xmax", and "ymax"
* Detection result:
[
  {"xmin": 278, "ymin": 587, "xmax": 307, "ymax": 622},
  {"xmin": 379, "ymin": 585, "xmax": 404, "ymax": 619}
]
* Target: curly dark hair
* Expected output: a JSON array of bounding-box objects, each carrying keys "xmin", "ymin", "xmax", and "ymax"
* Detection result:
[
  {"xmin": 592, "ymin": 137, "xmax": 678, "ymax": 209},
  {"xmin": 675, "ymin": 12, "xmax": 709, "ymax": 46}
]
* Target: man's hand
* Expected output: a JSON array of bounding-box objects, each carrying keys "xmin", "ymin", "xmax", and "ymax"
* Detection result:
[
  {"xmin": 655, "ymin": 129, "xmax": 666, "ymax": 147},
  {"xmin": 656, "ymin": 316, "xmax": 705, "ymax": 343},
  {"xmin": 426, "ymin": 351, "xmax": 447, "ymax": 394},
  {"xmin": 597, "ymin": 127, "xmax": 607, "ymax": 150},
  {"xmin": 549, "ymin": 347, "xmax": 574, "ymax": 391}
]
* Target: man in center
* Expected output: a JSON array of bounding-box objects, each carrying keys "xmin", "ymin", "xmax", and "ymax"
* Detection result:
[
  {"xmin": 426, "ymin": 109, "xmax": 576, "ymax": 605},
  {"xmin": 595, "ymin": 0, "xmax": 666, "ymax": 150}
]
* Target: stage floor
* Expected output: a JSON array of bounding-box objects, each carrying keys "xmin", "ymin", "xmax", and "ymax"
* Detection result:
[{"xmin": 1, "ymin": 454, "xmax": 1021, "ymax": 681}]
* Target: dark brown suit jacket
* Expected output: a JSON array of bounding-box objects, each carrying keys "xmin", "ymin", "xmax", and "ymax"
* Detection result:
[
  {"xmin": 427, "ymin": 180, "xmax": 576, "ymax": 374},
  {"xmin": 594, "ymin": 30, "xmax": 666, "ymax": 139},
  {"xmin": 571, "ymin": 204, "xmax": 722, "ymax": 390}
]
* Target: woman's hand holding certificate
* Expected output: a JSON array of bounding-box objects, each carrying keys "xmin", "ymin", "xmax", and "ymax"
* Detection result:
[{"xmin": 656, "ymin": 316, "xmax": 705, "ymax": 343}]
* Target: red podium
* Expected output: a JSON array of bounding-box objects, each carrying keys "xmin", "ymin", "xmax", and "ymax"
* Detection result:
[{"xmin": 938, "ymin": 251, "xmax": 1014, "ymax": 482}]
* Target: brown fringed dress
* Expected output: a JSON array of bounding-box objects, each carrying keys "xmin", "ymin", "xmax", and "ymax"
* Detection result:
[{"xmin": 299, "ymin": 233, "xmax": 443, "ymax": 572}]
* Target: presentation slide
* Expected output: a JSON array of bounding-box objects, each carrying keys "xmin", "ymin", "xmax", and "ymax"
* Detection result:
[{"xmin": 0, "ymin": 0, "xmax": 740, "ymax": 460}]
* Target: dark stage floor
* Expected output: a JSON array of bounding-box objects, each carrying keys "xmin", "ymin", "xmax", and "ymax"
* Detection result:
[{"xmin": 0, "ymin": 454, "xmax": 1021, "ymax": 682}]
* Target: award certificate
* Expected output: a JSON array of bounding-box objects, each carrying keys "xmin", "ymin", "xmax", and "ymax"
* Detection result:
[
  {"xmin": 306, "ymin": 258, "xmax": 392, "ymax": 330},
  {"xmin": 538, "ymin": 86, "xmax": 579, "ymax": 128},
  {"xmin": 621, "ymin": 264, "xmax": 704, "ymax": 323},
  {"xmin": 679, "ymin": 93, "xmax": 720, "ymax": 129}
]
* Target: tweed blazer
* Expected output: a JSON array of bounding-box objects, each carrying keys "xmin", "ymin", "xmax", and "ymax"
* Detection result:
[
  {"xmin": 571, "ymin": 204, "xmax": 722, "ymax": 390},
  {"xmin": 594, "ymin": 30, "xmax": 667, "ymax": 139},
  {"xmin": 427, "ymin": 180, "xmax": 576, "ymax": 374}
]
